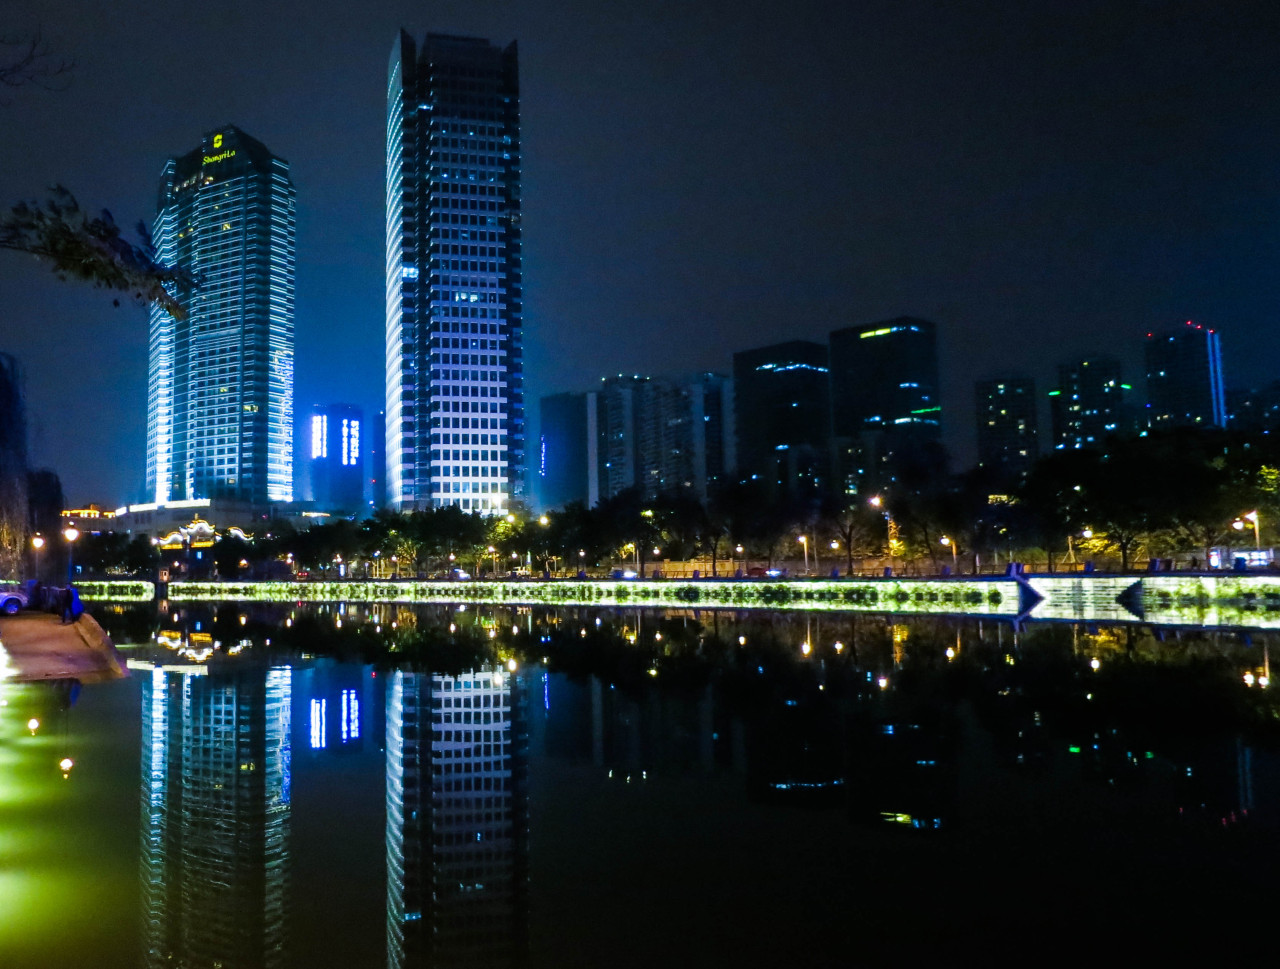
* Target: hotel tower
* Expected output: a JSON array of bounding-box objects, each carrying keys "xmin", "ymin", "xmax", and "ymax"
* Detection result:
[{"xmin": 146, "ymin": 126, "xmax": 296, "ymax": 505}]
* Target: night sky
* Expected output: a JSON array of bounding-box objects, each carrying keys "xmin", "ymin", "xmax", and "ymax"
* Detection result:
[{"xmin": 4, "ymin": 0, "xmax": 1280, "ymax": 504}]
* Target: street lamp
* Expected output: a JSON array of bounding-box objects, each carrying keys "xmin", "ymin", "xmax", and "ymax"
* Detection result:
[
  {"xmin": 798, "ymin": 535, "xmax": 809, "ymax": 572},
  {"xmin": 31, "ymin": 534, "xmax": 45, "ymax": 582},
  {"xmin": 62, "ymin": 525, "xmax": 80, "ymax": 583},
  {"xmin": 940, "ymin": 536, "xmax": 957, "ymax": 571},
  {"xmin": 1246, "ymin": 510, "xmax": 1261, "ymax": 549}
]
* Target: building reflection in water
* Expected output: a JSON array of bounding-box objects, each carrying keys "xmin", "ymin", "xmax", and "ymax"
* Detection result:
[
  {"xmin": 140, "ymin": 664, "xmax": 292, "ymax": 969},
  {"xmin": 386, "ymin": 668, "xmax": 530, "ymax": 968}
]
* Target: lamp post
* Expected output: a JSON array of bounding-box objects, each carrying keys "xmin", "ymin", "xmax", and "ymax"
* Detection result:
[
  {"xmin": 940, "ymin": 535, "xmax": 957, "ymax": 572},
  {"xmin": 62, "ymin": 525, "xmax": 80, "ymax": 584},
  {"xmin": 798, "ymin": 535, "xmax": 809, "ymax": 573},
  {"xmin": 1246, "ymin": 510, "xmax": 1261, "ymax": 549},
  {"xmin": 31, "ymin": 534, "xmax": 45, "ymax": 582}
]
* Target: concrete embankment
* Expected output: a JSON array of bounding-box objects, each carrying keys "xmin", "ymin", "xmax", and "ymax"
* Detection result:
[{"xmin": 0, "ymin": 612, "xmax": 126, "ymax": 683}]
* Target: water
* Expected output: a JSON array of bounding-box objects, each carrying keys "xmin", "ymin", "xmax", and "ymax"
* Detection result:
[{"xmin": 4, "ymin": 604, "xmax": 1280, "ymax": 966}]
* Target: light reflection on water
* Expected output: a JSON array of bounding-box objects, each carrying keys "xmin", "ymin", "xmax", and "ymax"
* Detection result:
[{"xmin": 5, "ymin": 605, "xmax": 1280, "ymax": 966}]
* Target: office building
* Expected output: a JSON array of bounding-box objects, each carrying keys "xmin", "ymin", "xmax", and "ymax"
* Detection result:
[
  {"xmin": 1144, "ymin": 321, "xmax": 1227, "ymax": 430},
  {"xmin": 732, "ymin": 341, "xmax": 831, "ymax": 495},
  {"xmin": 386, "ymin": 668, "xmax": 529, "ymax": 968},
  {"xmin": 828, "ymin": 318, "xmax": 941, "ymax": 495},
  {"xmin": 386, "ymin": 32, "xmax": 523, "ymax": 513},
  {"xmin": 146, "ymin": 126, "xmax": 296, "ymax": 506},
  {"xmin": 301, "ymin": 403, "xmax": 364, "ymax": 512},
  {"xmin": 367, "ymin": 409, "xmax": 387, "ymax": 513},
  {"xmin": 539, "ymin": 392, "xmax": 590, "ymax": 510},
  {"xmin": 975, "ymin": 376, "xmax": 1039, "ymax": 477},
  {"xmin": 1049, "ymin": 357, "xmax": 1132, "ymax": 450}
]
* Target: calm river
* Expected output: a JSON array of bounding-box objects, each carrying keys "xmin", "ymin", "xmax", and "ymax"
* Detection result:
[{"xmin": 3, "ymin": 602, "xmax": 1280, "ymax": 966}]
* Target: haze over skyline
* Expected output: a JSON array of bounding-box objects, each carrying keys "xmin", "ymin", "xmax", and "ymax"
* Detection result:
[{"xmin": 5, "ymin": 0, "xmax": 1280, "ymax": 503}]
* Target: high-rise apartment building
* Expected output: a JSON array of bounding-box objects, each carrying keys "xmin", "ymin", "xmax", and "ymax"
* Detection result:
[
  {"xmin": 732, "ymin": 341, "xmax": 831, "ymax": 495},
  {"xmin": 1144, "ymin": 321, "xmax": 1226, "ymax": 430},
  {"xmin": 1049, "ymin": 357, "xmax": 1132, "ymax": 450},
  {"xmin": 386, "ymin": 32, "xmax": 523, "ymax": 513},
  {"xmin": 975, "ymin": 376, "xmax": 1038, "ymax": 477},
  {"xmin": 828, "ymin": 318, "xmax": 941, "ymax": 495},
  {"xmin": 540, "ymin": 373, "xmax": 735, "ymax": 510},
  {"xmin": 146, "ymin": 127, "xmax": 296, "ymax": 506},
  {"xmin": 300, "ymin": 403, "xmax": 364, "ymax": 512}
]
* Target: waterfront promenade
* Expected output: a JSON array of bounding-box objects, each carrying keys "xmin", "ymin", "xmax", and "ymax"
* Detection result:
[{"xmin": 0, "ymin": 612, "xmax": 125, "ymax": 682}]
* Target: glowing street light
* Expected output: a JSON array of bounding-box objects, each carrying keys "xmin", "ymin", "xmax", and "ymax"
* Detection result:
[
  {"xmin": 31, "ymin": 533, "xmax": 44, "ymax": 582},
  {"xmin": 940, "ymin": 535, "xmax": 958, "ymax": 570},
  {"xmin": 798, "ymin": 534, "xmax": 809, "ymax": 572},
  {"xmin": 62, "ymin": 524, "xmax": 80, "ymax": 583}
]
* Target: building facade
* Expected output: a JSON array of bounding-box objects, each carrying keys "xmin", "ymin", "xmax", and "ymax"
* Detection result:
[
  {"xmin": 827, "ymin": 318, "xmax": 941, "ymax": 495},
  {"xmin": 146, "ymin": 126, "xmax": 296, "ymax": 506},
  {"xmin": 1049, "ymin": 356, "xmax": 1131, "ymax": 450},
  {"xmin": 732, "ymin": 341, "xmax": 831, "ymax": 496},
  {"xmin": 385, "ymin": 32, "xmax": 523, "ymax": 513},
  {"xmin": 975, "ymin": 376, "xmax": 1039, "ymax": 478},
  {"xmin": 301, "ymin": 403, "xmax": 364, "ymax": 512},
  {"xmin": 1144, "ymin": 322, "xmax": 1227, "ymax": 430},
  {"xmin": 538, "ymin": 392, "xmax": 590, "ymax": 510}
]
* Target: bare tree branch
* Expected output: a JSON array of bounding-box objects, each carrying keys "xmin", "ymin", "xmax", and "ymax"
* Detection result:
[
  {"xmin": 0, "ymin": 31, "xmax": 73, "ymax": 95},
  {"xmin": 0, "ymin": 186, "xmax": 193, "ymax": 319}
]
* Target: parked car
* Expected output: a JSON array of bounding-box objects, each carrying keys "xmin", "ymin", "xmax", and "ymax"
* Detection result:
[{"xmin": 0, "ymin": 583, "xmax": 30, "ymax": 615}]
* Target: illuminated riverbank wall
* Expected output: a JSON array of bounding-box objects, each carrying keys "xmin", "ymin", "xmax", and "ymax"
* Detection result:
[{"xmin": 70, "ymin": 574, "xmax": 1280, "ymax": 629}]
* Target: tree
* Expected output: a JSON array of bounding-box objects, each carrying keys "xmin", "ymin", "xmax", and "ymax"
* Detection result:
[
  {"xmin": 0, "ymin": 32, "xmax": 72, "ymax": 96},
  {"xmin": 1, "ymin": 186, "xmax": 193, "ymax": 319}
]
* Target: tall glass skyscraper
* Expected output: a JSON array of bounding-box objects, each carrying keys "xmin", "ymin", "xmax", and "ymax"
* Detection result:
[
  {"xmin": 146, "ymin": 126, "xmax": 296, "ymax": 505},
  {"xmin": 386, "ymin": 32, "xmax": 524, "ymax": 513}
]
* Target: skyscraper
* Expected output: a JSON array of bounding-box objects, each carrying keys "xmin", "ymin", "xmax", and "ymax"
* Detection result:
[
  {"xmin": 146, "ymin": 127, "xmax": 296, "ymax": 506},
  {"xmin": 975, "ymin": 376, "xmax": 1039, "ymax": 478},
  {"xmin": 1144, "ymin": 321, "xmax": 1227, "ymax": 430},
  {"xmin": 827, "ymin": 318, "xmax": 941, "ymax": 495},
  {"xmin": 732, "ymin": 341, "xmax": 831, "ymax": 496},
  {"xmin": 386, "ymin": 32, "xmax": 523, "ymax": 513},
  {"xmin": 1049, "ymin": 356, "xmax": 1132, "ymax": 450}
]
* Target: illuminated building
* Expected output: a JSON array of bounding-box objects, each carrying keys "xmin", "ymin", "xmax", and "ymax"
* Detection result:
[
  {"xmin": 828, "ymin": 318, "xmax": 941, "ymax": 495},
  {"xmin": 1228, "ymin": 380, "xmax": 1280, "ymax": 435},
  {"xmin": 538, "ymin": 391, "xmax": 590, "ymax": 510},
  {"xmin": 540, "ymin": 373, "xmax": 734, "ymax": 509},
  {"xmin": 386, "ymin": 668, "xmax": 529, "ymax": 968},
  {"xmin": 301, "ymin": 403, "xmax": 364, "ymax": 512},
  {"xmin": 1049, "ymin": 356, "xmax": 1132, "ymax": 450},
  {"xmin": 732, "ymin": 341, "xmax": 831, "ymax": 495},
  {"xmin": 1144, "ymin": 322, "xmax": 1226, "ymax": 430},
  {"xmin": 975, "ymin": 376, "xmax": 1039, "ymax": 478},
  {"xmin": 146, "ymin": 126, "xmax": 295, "ymax": 507},
  {"xmin": 368, "ymin": 409, "xmax": 388, "ymax": 513},
  {"xmin": 386, "ymin": 32, "xmax": 523, "ymax": 513},
  {"xmin": 140, "ymin": 665, "xmax": 292, "ymax": 969}
]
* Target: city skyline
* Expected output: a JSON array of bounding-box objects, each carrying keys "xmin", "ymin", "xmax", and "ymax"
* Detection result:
[{"xmin": 5, "ymin": 1, "xmax": 1280, "ymax": 503}]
